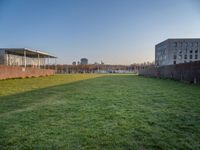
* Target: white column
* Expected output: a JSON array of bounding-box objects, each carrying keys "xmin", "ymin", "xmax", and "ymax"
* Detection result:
[
  {"xmin": 6, "ymin": 53, "xmax": 9, "ymax": 66},
  {"xmin": 24, "ymin": 50, "xmax": 26, "ymax": 68},
  {"xmin": 55, "ymin": 58, "xmax": 57, "ymax": 70},
  {"xmin": 38, "ymin": 54, "xmax": 40, "ymax": 68},
  {"xmin": 48, "ymin": 56, "xmax": 50, "ymax": 69},
  {"xmin": 8, "ymin": 54, "xmax": 10, "ymax": 66}
]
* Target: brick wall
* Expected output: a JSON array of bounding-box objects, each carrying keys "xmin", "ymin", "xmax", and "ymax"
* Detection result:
[
  {"xmin": 0, "ymin": 65, "xmax": 55, "ymax": 80},
  {"xmin": 139, "ymin": 61, "xmax": 200, "ymax": 84}
]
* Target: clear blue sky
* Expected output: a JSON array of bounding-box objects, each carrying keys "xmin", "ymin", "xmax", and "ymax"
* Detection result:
[{"xmin": 0, "ymin": 0, "xmax": 200, "ymax": 64}]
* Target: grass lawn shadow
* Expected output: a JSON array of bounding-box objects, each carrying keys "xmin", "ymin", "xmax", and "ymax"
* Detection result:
[{"xmin": 0, "ymin": 75, "xmax": 200, "ymax": 149}]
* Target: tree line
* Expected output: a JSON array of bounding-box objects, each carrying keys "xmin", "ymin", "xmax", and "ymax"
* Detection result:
[{"xmin": 47, "ymin": 62, "xmax": 155, "ymax": 74}]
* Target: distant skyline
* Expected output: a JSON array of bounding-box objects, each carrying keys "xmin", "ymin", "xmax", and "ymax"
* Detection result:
[{"xmin": 0, "ymin": 0, "xmax": 200, "ymax": 64}]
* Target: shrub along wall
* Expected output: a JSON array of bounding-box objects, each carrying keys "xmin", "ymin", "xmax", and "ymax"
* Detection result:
[
  {"xmin": 139, "ymin": 61, "xmax": 200, "ymax": 84},
  {"xmin": 0, "ymin": 65, "xmax": 55, "ymax": 80}
]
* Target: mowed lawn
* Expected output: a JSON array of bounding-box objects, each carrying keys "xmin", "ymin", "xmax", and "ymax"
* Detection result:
[{"xmin": 0, "ymin": 74, "xmax": 200, "ymax": 149}]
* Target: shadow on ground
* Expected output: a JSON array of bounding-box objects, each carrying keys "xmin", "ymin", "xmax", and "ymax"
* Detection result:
[{"xmin": 0, "ymin": 75, "xmax": 200, "ymax": 149}]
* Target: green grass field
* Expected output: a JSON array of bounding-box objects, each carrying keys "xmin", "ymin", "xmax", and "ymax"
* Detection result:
[{"xmin": 0, "ymin": 74, "xmax": 200, "ymax": 149}]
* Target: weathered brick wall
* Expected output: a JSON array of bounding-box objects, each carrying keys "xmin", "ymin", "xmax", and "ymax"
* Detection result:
[
  {"xmin": 139, "ymin": 61, "xmax": 200, "ymax": 84},
  {"xmin": 0, "ymin": 65, "xmax": 55, "ymax": 80}
]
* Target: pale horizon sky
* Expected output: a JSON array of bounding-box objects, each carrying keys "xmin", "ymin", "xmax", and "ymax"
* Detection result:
[{"xmin": 0, "ymin": 0, "xmax": 200, "ymax": 65}]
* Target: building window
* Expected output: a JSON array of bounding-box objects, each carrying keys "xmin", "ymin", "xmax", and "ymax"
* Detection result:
[
  {"xmin": 195, "ymin": 55, "xmax": 198, "ymax": 59},
  {"xmin": 173, "ymin": 61, "xmax": 176, "ymax": 64},
  {"xmin": 184, "ymin": 55, "xmax": 187, "ymax": 59},
  {"xmin": 195, "ymin": 50, "xmax": 198, "ymax": 53},
  {"xmin": 173, "ymin": 55, "xmax": 177, "ymax": 59},
  {"xmin": 190, "ymin": 55, "xmax": 193, "ymax": 59}
]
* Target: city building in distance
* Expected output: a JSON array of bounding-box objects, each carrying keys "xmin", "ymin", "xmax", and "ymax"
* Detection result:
[
  {"xmin": 72, "ymin": 61, "xmax": 76, "ymax": 65},
  {"xmin": 80, "ymin": 58, "xmax": 88, "ymax": 65},
  {"xmin": 155, "ymin": 39, "xmax": 200, "ymax": 66}
]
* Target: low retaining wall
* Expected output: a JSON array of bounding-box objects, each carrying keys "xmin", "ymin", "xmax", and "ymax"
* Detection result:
[
  {"xmin": 139, "ymin": 61, "xmax": 200, "ymax": 84},
  {"xmin": 0, "ymin": 65, "xmax": 55, "ymax": 80}
]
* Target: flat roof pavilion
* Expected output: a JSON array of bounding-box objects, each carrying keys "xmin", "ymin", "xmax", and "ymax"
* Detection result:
[
  {"xmin": 0, "ymin": 48, "xmax": 56, "ymax": 58},
  {"xmin": 0, "ymin": 48, "xmax": 57, "ymax": 68}
]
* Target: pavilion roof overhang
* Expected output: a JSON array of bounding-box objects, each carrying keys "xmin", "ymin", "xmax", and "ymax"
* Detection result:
[{"xmin": 0, "ymin": 48, "xmax": 57, "ymax": 58}]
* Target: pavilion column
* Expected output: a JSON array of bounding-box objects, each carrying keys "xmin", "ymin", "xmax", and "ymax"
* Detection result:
[
  {"xmin": 8, "ymin": 54, "xmax": 11, "ymax": 66},
  {"xmin": 24, "ymin": 50, "xmax": 26, "ymax": 68},
  {"xmin": 43, "ymin": 57, "xmax": 45, "ymax": 68},
  {"xmin": 6, "ymin": 53, "xmax": 9, "ymax": 66},
  {"xmin": 48, "ymin": 56, "xmax": 50, "ymax": 69},
  {"xmin": 55, "ymin": 58, "xmax": 57, "ymax": 70},
  {"xmin": 38, "ymin": 54, "xmax": 40, "ymax": 69}
]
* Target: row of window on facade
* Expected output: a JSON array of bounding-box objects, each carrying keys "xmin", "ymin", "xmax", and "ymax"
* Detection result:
[
  {"xmin": 173, "ymin": 42, "xmax": 199, "ymax": 47},
  {"xmin": 173, "ymin": 54, "xmax": 198, "ymax": 60},
  {"xmin": 173, "ymin": 49, "xmax": 198, "ymax": 59},
  {"xmin": 173, "ymin": 55, "xmax": 198, "ymax": 65}
]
